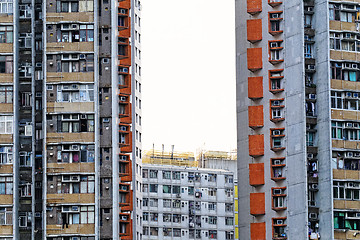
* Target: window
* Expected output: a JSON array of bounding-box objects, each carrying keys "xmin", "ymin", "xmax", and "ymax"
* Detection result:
[
  {"xmin": 333, "ymin": 181, "xmax": 360, "ymax": 200},
  {"xmin": 50, "ymin": 53, "xmax": 94, "ymax": 72},
  {"xmin": 0, "ymin": 177, "xmax": 12, "ymax": 194},
  {"xmin": 142, "ymin": 169, "xmax": 148, "ymax": 178},
  {"xmin": 163, "ymin": 213, "xmax": 171, "ymax": 222},
  {"xmin": 0, "ymin": 146, "xmax": 12, "ymax": 164},
  {"xmin": 172, "ymin": 171, "xmax": 180, "ymax": 180},
  {"xmin": 225, "ymin": 203, "xmax": 233, "ymax": 212},
  {"xmin": 273, "ymin": 218, "xmax": 287, "ymax": 239},
  {"xmin": 0, "ymin": 56, "xmax": 12, "ymax": 73},
  {"xmin": 271, "ymin": 128, "xmax": 285, "ymax": 151},
  {"xmin": 163, "ymin": 199, "xmax": 171, "ymax": 208},
  {"xmin": 149, "ymin": 170, "xmax": 157, "ymax": 178},
  {"xmin": 0, "ymin": 115, "xmax": 12, "ymax": 134},
  {"xmin": 272, "ymin": 188, "xmax": 287, "ymax": 210},
  {"xmin": 334, "ymin": 211, "xmax": 360, "ymax": 230},
  {"xmin": 225, "ymin": 217, "xmax": 234, "ymax": 226},
  {"xmin": 143, "ymin": 226, "xmax": 149, "ymax": 235},
  {"xmin": 142, "ymin": 184, "xmax": 148, "ymax": 193},
  {"xmin": 150, "ymin": 213, "xmax": 158, "ymax": 222},
  {"xmin": 80, "ymin": 24, "xmax": 94, "ymax": 42},
  {"xmin": 80, "ymin": 175, "xmax": 95, "ymax": 193},
  {"xmin": 331, "ymin": 91, "xmax": 360, "ymax": 110},
  {"xmin": 149, "ymin": 198, "xmax": 158, "ymax": 207},
  {"xmin": 56, "ymin": 114, "xmax": 94, "ymax": 133},
  {"xmin": 143, "ymin": 212, "xmax": 148, "ymax": 221},
  {"xmin": 208, "ymin": 174, "xmax": 217, "ymax": 182},
  {"xmin": 188, "ymin": 186, "xmax": 194, "ymax": 195},
  {"xmin": 19, "ymin": 152, "xmax": 31, "ymax": 166},
  {"xmin": 172, "ymin": 185, "xmax": 180, "ymax": 194},
  {"xmin": 209, "ymin": 230, "xmax": 217, "ymax": 239},
  {"xmin": 0, "ymin": 207, "xmax": 12, "ymax": 225},
  {"xmin": 150, "ymin": 227, "xmax": 158, "ymax": 236},
  {"xmin": 162, "ymin": 170, "xmax": 171, "ymax": 179},
  {"xmin": 269, "ymin": 41, "xmax": 283, "ymax": 62},
  {"xmin": 209, "ymin": 216, "xmax": 217, "ymax": 225},
  {"xmin": 208, "ymin": 202, "xmax": 217, "ymax": 211},
  {"xmin": 269, "ymin": 69, "xmax": 284, "ymax": 92},
  {"xmin": 56, "ymin": 144, "xmax": 94, "ymax": 163},
  {"xmin": 0, "ymin": 0, "xmax": 13, "ymax": 14},
  {"xmin": 0, "ymin": 86, "xmax": 12, "ymax": 104},
  {"xmin": 271, "ymin": 158, "xmax": 286, "ymax": 181},
  {"xmin": 329, "ymin": 4, "xmax": 340, "ymax": 21},
  {"xmin": 269, "ymin": 12, "xmax": 283, "ymax": 34},
  {"xmin": 172, "ymin": 199, "xmax": 181, "ymax": 208},
  {"xmin": 56, "ymin": 0, "xmax": 94, "ymax": 12},
  {"xmin": 208, "ymin": 188, "xmax": 217, "ymax": 197},
  {"xmin": 226, "ymin": 231, "xmax": 235, "ymax": 240},
  {"xmin": 270, "ymin": 99, "xmax": 284, "ymax": 121},
  {"xmin": 149, "ymin": 184, "xmax": 158, "ymax": 193},
  {"xmin": 80, "ymin": 206, "xmax": 94, "ymax": 223},
  {"xmin": 0, "ymin": 26, "xmax": 12, "ymax": 43},
  {"xmin": 163, "ymin": 185, "xmax": 171, "ymax": 194},
  {"xmin": 56, "ymin": 84, "xmax": 94, "ymax": 102}
]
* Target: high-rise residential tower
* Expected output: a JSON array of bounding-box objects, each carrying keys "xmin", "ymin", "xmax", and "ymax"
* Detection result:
[
  {"xmin": 236, "ymin": 0, "xmax": 360, "ymax": 239},
  {"xmin": 0, "ymin": 0, "xmax": 142, "ymax": 239}
]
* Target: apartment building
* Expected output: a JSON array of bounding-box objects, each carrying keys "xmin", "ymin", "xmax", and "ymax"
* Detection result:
[
  {"xmin": 0, "ymin": 0, "xmax": 142, "ymax": 239},
  {"xmin": 236, "ymin": 0, "xmax": 360, "ymax": 239},
  {"xmin": 198, "ymin": 150, "xmax": 239, "ymax": 240},
  {"xmin": 141, "ymin": 164, "xmax": 235, "ymax": 240}
]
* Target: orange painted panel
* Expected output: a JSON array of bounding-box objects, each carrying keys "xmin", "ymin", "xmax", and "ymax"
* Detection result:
[
  {"xmin": 249, "ymin": 135, "xmax": 264, "ymax": 157},
  {"xmin": 247, "ymin": 19, "xmax": 262, "ymax": 43},
  {"xmin": 248, "ymin": 77, "xmax": 263, "ymax": 99},
  {"xmin": 250, "ymin": 192, "xmax": 265, "ymax": 215},
  {"xmin": 247, "ymin": 48, "xmax": 262, "ymax": 72},
  {"xmin": 251, "ymin": 222, "xmax": 266, "ymax": 240},
  {"xmin": 247, "ymin": 0, "xmax": 262, "ymax": 14},
  {"xmin": 248, "ymin": 105, "xmax": 264, "ymax": 128},
  {"xmin": 249, "ymin": 163, "xmax": 265, "ymax": 186}
]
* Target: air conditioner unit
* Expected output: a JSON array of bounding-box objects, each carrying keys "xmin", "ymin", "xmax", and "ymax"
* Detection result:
[
  {"xmin": 273, "ymin": 130, "xmax": 281, "ymax": 135},
  {"xmin": 71, "ymin": 84, "xmax": 79, "ymax": 90},
  {"xmin": 309, "ymin": 94, "xmax": 316, "ymax": 99},
  {"xmin": 80, "ymin": 114, "xmax": 87, "ymax": 119},
  {"xmin": 354, "ymin": 152, "xmax": 360, "ymax": 157},
  {"xmin": 120, "ymin": 68, "xmax": 128, "ymax": 73},
  {"xmin": 71, "ymin": 145, "xmax": 79, "ymax": 151},
  {"xmin": 352, "ymin": 64, "xmax": 358, "ymax": 69},
  {"xmin": 356, "ymin": 213, "xmax": 360, "ymax": 218},
  {"xmin": 71, "ymin": 206, "xmax": 79, "ymax": 212},
  {"xmin": 176, "ymin": 193, "xmax": 181, "ymax": 198},
  {"xmin": 121, "ymin": 216, "xmax": 128, "ymax": 220},
  {"xmin": 347, "ymin": 92, "xmax": 352, "ymax": 98},
  {"xmin": 70, "ymin": 24, "xmax": 79, "ymax": 30},
  {"xmin": 311, "ymin": 184, "xmax": 318, "ymax": 190},
  {"xmin": 35, "ymin": 212, "xmax": 41, "ymax": 218},
  {"xmin": 120, "ymin": 9, "xmax": 127, "ymax": 14},
  {"xmin": 273, "ymin": 100, "xmax": 280, "ymax": 106},
  {"xmin": 274, "ymin": 160, "xmax": 282, "ymax": 165},
  {"xmin": 103, "ymin": 118, "xmax": 110, "ymax": 123},
  {"xmin": 25, "ymin": 124, "xmax": 32, "ymax": 136},
  {"xmin": 309, "ymin": 213, "xmax": 318, "ymax": 219},
  {"xmin": 306, "ymin": 7, "xmax": 314, "ymax": 11},
  {"xmin": 120, "ymin": 126, "xmax": 127, "ymax": 131},
  {"xmin": 276, "ymin": 220, "xmax": 284, "ymax": 225},
  {"xmin": 272, "ymin": 14, "xmax": 279, "ymax": 18},
  {"xmin": 273, "ymin": 189, "xmax": 282, "ymax": 195},
  {"xmin": 354, "ymin": 93, "xmax": 359, "ymax": 98},
  {"xmin": 120, "ymin": 96, "xmax": 127, "ymax": 101},
  {"xmin": 346, "ymin": 152, "xmax": 354, "ymax": 158},
  {"xmin": 353, "ymin": 183, "xmax": 360, "ymax": 188},
  {"xmin": 348, "ymin": 182, "xmax": 354, "ymax": 188},
  {"xmin": 354, "ymin": 123, "xmax": 360, "ymax": 128},
  {"xmin": 347, "ymin": 123, "xmax": 353, "ymax": 128},
  {"xmin": 307, "ymin": 65, "xmax": 315, "ymax": 70},
  {"xmin": 270, "ymin": 42, "xmax": 279, "ymax": 48},
  {"xmin": 307, "ymin": 153, "xmax": 314, "ymax": 159},
  {"xmin": 79, "ymin": 54, "xmax": 86, "ymax": 59},
  {"xmin": 71, "ymin": 175, "xmax": 80, "ymax": 181},
  {"xmin": 345, "ymin": 63, "xmax": 352, "ymax": 68},
  {"xmin": 120, "ymin": 155, "xmax": 127, "ymax": 160},
  {"xmin": 72, "ymin": 237, "xmax": 79, "ymax": 240}
]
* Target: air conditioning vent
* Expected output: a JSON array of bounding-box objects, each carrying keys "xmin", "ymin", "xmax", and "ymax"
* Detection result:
[
  {"xmin": 346, "ymin": 123, "xmax": 353, "ymax": 128},
  {"xmin": 274, "ymin": 160, "xmax": 282, "ymax": 165},
  {"xmin": 273, "ymin": 130, "xmax": 281, "ymax": 136},
  {"xmin": 273, "ymin": 100, "xmax": 280, "ymax": 106},
  {"xmin": 273, "ymin": 189, "xmax": 282, "ymax": 195},
  {"xmin": 307, "ymin": 153, "xmax": 314, "ymax": 159},
  {"xmin": 276, "ymin": 220, "xmax": 284, "ymax": 225}
]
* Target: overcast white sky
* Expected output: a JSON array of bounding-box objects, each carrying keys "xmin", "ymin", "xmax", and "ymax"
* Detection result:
[{"xmin": 141, "ymin": 0, "xmax": 236, "ymax": 153}]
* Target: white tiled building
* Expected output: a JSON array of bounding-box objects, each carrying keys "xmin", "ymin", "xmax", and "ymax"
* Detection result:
[{"xmin": 141, "ymin": 164, "xmax": 235, "ymax": 240}]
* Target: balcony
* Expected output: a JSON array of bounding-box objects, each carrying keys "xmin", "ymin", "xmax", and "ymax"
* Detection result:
[
  {"xmin": 46, "ymin": 12, "xmax": 94, "ymax": 23},
  {"xmin": 47, "ymin": 162, "xmax": 95, "ymax": 174},
  {"xmin": 46, "ymin": 72, "xmax": 94, "ymax": 83},
  {"xmin": 46, "ymin": 224, "xmax": 95, "ymax": 235},
  {"xmin": 47, "ymin": 102, "xmax": 94, "ymax": 113},
  {"xmin": 47, "ymin": 42, "xmax": 94, "ymax": 53},
  {"xmin": 46, "ymin": 193, "xmax": 95, "ymax": 204}
]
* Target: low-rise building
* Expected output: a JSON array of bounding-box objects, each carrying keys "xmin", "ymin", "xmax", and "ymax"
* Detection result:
[{"xmin": 141, "ymin": 164, "xmax": 235, "ymax": 240}]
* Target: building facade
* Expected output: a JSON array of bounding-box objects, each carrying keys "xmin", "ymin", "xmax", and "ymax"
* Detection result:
[
  {"xmin": 0, "ymin": 0, "xmax": 142, "ymax": 239},
  {"xmin": 141, "ymin": 164, "xmax": 235, "ymax": 240},
  {"xmin": 236, "ymin": 0, "xmax": 360, "ymax": 239},
  {"xmin": 199, "ymin": 150, "xmax": 239, "ymax": 240}
]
